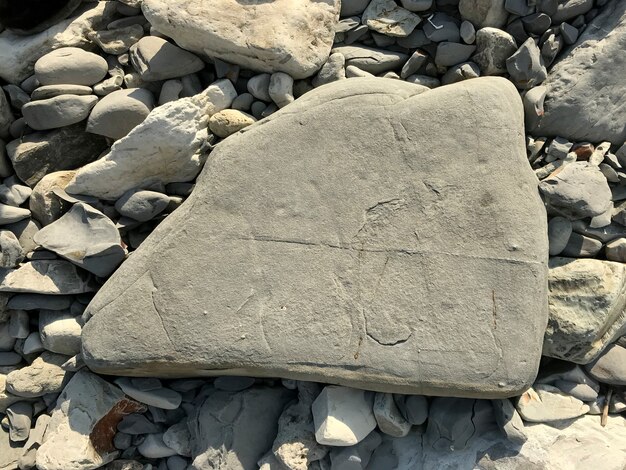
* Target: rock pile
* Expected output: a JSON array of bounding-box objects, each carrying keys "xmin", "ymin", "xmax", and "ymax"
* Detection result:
[{"xmin": 0, "ymin": 0, "xmax": 624, "ymax": 469}]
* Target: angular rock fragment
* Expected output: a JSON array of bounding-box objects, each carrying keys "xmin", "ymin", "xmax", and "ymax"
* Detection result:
[
  {"xmin": 6, "ymin": 351, "xmax": 72, "ymax": 398},
  {"xmin": 66, "ymin": 80, "xmax": 237, "ymax": 200},
  {"xmin": 516, "ymin": 384, "xmax": 589, "ymax": 422},
  {"xmin": 0, "ymin": 260, "xmax": 97, "ymax": 295},
  {"xmin": 362, "ymin": 0, "xmax": 421, "ymax": 37},
  {"xmin": 142, "ymin": 0, "xmax": 340, "ymax": 79},
  {"xmin": 129, "ymin": 37, "xmax": 205, "ymax": 82},
  {"xmin": 545, "ymin": 257, "xmax": 626, "ymax": 364},
  {"xmin": 81, "ymin": 77, "xmax": 548, "ymax": 397},
  {"xmin": 36, "ymin": 370, "xmax": 145, "ymax": 470},
  {"xmin": 492, "ymin": 398, "xmax": 526, "ymax": 445}
]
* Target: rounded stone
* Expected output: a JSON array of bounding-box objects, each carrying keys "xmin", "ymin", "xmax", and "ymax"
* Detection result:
[
  {"xmin": 34, "ymin": 47, "xmax": 108, "ymax": 86},
  {"xmin": 22, "ymin": 95, "xmax": 99, "ymax": 131},
  {"xmin": 86, "ymin": 88, "xmax": 155, "ymax": 140},
  {"xmin": 115, "ymin": 189, "xmax": 170, "ymax": 222},
  {"xmin": 547, "ymin": 216, "xmax": 572, "ymax": 256},
  {"xmin": 208, "ymin": 109, "xmax": 257, "ymax": 138},
  {"xmin": 472, "ymin": 27, "xmax": 518, "ymax": 75}
]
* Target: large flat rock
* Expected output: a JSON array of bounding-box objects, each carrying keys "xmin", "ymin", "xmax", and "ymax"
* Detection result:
[
  {"xmin": 141, "ymin": 0, "xmax": 339, "ymax": 79},
  {"xmin": 528, "ymin": 1, "xmax": 626, "ymax": 145},
  {"xmin": 82, "ymin": 77, "xmax": 548, "ymax": 398}
]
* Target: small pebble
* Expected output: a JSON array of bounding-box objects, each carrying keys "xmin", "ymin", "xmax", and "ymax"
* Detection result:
[
  {"xmin": 269, "ymin": 72, "xmax": 295, "ymax": 108},
  {"xmin": 208, "ymin": 109, "xmax": 257, "ymax": 138},
  {"xmin": 115, "ymin": 190, "xmax": 170, "ymax": 222}
]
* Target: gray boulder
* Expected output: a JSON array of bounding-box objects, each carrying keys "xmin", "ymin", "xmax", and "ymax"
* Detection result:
[
  {"xmin": 86, "ymin": 88, "xmax": 154, "ymax": 140},
  {"xmin": 529, "ymin": 1, "xmax": 626, "ymax": 144},
  {"xmin": 81, "ymin": 77, "xmax": 548, "ymax": 398}
]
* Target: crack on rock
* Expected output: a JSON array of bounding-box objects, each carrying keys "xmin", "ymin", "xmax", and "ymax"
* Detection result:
[{"xmin": 148, "ymin": 272, "xmax": 176, "ymax": 349}]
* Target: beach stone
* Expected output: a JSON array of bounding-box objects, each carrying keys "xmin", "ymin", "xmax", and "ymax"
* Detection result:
[
  {"xmin": 36, "ymin": 370, "xmax": 144, "ymax": 470},
  {"xmin": 66, "ymin": 79, "xmax": 237, "ymax": 200},
  {"xmin": 115, "ymin": 190, "xmax": 169, "ymax": 222},
  {"xmin": 31, "ymin": 84, "xmax": 93, "ymax": 101},
  {"xmin": 585, "ymin": 344, "xmax": 626, "ymax": 385},
  {"xmin": 545, "ymin": 257, "xmax": 626, "ymax": 364},
  {"xmin": 0, "ymin": 231, "xmax": 24, "ymax": 268},
  {"xmin": 552, "ymin": 0, "xmax": 594, "ymax": 23},
  {"xmin": 163, "ymin": 422, "xmax": 191, "ymax": 457},
  {"xmin": 529, "ymin": 1, "xmax": 626, "ymax": 144},
  {"xmin": 269, "ymin": 73, "xmax": 295, "ymax": 108},
  {"xmin": 441, "ymin": 61, "xmax": 481, "ymax": 85},
  {"xmin": 459, "ymin": 0, "xmax": 509, "ymax": 28},
  {"xmin": 331, "ymin": 45, "xmax": 409, "ymax": 74},
  {"xmin": 373, "ymin": 392, "xmax": 412, "ymax": 437},
  {"xmin": 89, "ymin": 24, "xmax": 144, "ymax": 55},
  {"xmin": 516, "ymin": 384, "xmax": 589, "ymax": 422},
  {"xmin": 312, "ymin": 53, "xmax": 346, "ymax": 88},
  {"xmin": 472, "ymin": 27, "xmax": 517, "ymax": 75},
  {"xmin": 33, "ymin": 202, "xmax": 124, "ymax": 277},
  {"xmin": 142, "ymin": 0, "xmax": 340, "ymax": 79},
  {"xmin": 0, "ymin": 424, "xmax": 24, "ymax": 470},
  {"xmin": 0, "ymin": 89, "xmax": 14, "ymax": 141},
  {"xmin": 394, "ymin": 395, "xmax": 428, "ymax": 425},
  {"xmin": 423, "ymin": 12, "xmax": 460, "ymax": 42},
  {"xmin": 0, "ymin": 176, "xmax": 32, "ymax": 207},
  {"xmin": 313, "ymin": 386, "xmax": 376, "ymax": 446},
  {"xmin": 7, "ymin": 124, "xmax": 108, "ymax": 187},
  {"xmin": 6, "ymin": 351, "xmax": 72, "ymax": 398},
  {"xmin": 492, "ymin": 398, "xmax": 527, "ymax": 444},
  {"xmin": 87, "ymin": 88, "xmax": 154, "ymax": 140},
  {"xmin": 560, "ymin": 232, "xmax": 602, "ymax": 257},
  {"xmin": 362, "ymin": 0, "xmax": 421, "ymax": 37},
  {"xmin": 539, "ymin": 162, "xmax": 612, "ymax": 219},
  {"xmin": 22, "ymin": 94, "xmax": 98, "ymax": 131},
  {"xmin": 435, "ymin": 42, "xmax": 476, "ymax": 67},
  {"xmin": 329, "ymin": 431, "xmax": 381, "ymax": 469},
  {"xmin": 548, "ymin": 216, "xmax": 572, "ymax": 256},
  {"xmin": 606, "ymin": 238, "xmax": 626, "ymax": 262},
  {"xmin": 34, "ymin": 47, "xmax": 108, "ymax": 86},
  {"xmin": 189, "ymin": 386, "xmax": 294, "ymax": 470},
  {"xmin": 129, "ymin": 36, "xmax": 205, "ymax": 82},
  {"xmin": 506, "ymin": 38, "xmax": 547, "ymax": 89},
  {"xmin": 115, "ymin": 377, "xmax": 182, "ymax": 409},
  {"xmin": 209, "ymin": 109, "xmax": 257, "ymax": 139},
  {"xmin": 0, "ymin": 204, "xmax": 30, "ymax": 225},
  {"xmin": 29, "ymin": 171, "xmax": 76, "ymax": 226},
  {"xmin": 0, "ymin": 2, "xmax": 117, "ymax": 84},
  {"xmin": 400, "ymin": 0, "xmax": 432, "ymax": 11},
  {"xmin": 247, "ymin": 74, "xmax": 272, "ymax": 102},
  {"xmin": 0, "ymin": 260, "xmax": 97, "ymax": 295},
  {"xmin": 138, "ymin": 433, "xmax": 177, "ymax": 458},
  {"xmin": 6, "ymin": 401, "xmax": 32, "ymax": 442},
  {"xmin": 80, "ymin": 77, "xmax": 548, "ymax": 398},
  {"xmin": 213, "ymin": 376, "xmax": 255, "ymax": 392},
  {"xmin": 39, "ymin": 311, "xmax": 82, "ymax": 356}
]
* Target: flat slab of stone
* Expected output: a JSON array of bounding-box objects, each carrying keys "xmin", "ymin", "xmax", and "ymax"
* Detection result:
[
  {"xmin": 141, "ymin": 0, "xmax": 340, "ymax": 79},
  {"xmin": 81, "ymin": 77, "xmax": 548, "ymax": 398},
  {"xmin": 528, "ymin": 1, "xmax": 626, "ymax": 144}
]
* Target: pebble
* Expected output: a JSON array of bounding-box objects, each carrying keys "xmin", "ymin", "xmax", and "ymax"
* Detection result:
[
  {"xmin": 163, "ymin": 421, "xmax": 192, "ymax": 457},
  {"xmin": 129, "ymin": 36, "xmax": 205, "ymax": 81},
  {"xmin": 341, "ymin": 0, "xmax": 371, "ymax": 16},
  {"xmin": 398, "ymin": 29, "xmax": 431, "ymax": 48},
  {"xmin": 22, "ymin": 333, "xmax": 44, "ymax": 355},
  {"xmin": 34, "ymin": 47, "xmax": 108, "ymax": 86},
  {"xmin": 231, "ymin": 93, "xmax": 255, "ymax": 112},
  {"xmin": 362, "ymin": 0, "xmax": 422, "ymax": 37},
  {"xmin": 505, "ymin": 0, "xmax": 534, "ymax": 16},
  {"xmin": 312, "ymin": 53, "xmax": 346, "ymax": 88},
  {"xmin": 332, "ymin": 45, "xmax": 409, "ymax": 74},
  {"xmin": 114, "ymin": 432, "xmax": 133, "ymax": 450},
  {"xmin": 0, "ymin": 352, "xmax": 21, "ymax": 366},
  {"xmin": 87, "ymin": 88, "xmax": 155, "ymax": 140},
  {"xmin": 560, "ymin": 231, "xmax": 602, "ymax": 257},
  {"xmin": 208, "ymin": 109, "xmax": 257, "ymax": 138},
  {"xmin": 492, "ymin": 398, "xmax": 527, "ymax": 445},
  {"xmin": 6, "ymin": 401, "xmax": 32, "ymax": 442},
  {"xmin": 541, "ymin": 32, "xmax": 563, "ymax": 67},
  {"xmin": 312, "ymin": 386, "xmax": 376, "ymax": 446},
  {"xmin": 560, "ymin": 21, "xmax": 579, "ymax": 44},
  {"xmin": 552, "ymin": 0, "xmax": 594, "ymax": 23},
  {"xmin": 8, "ymin": 310, "xmax": 28, "ymax": 339},
  {"xmin": 115, "ymin": 377, "xmax": 182, "ymax": 409},
  {"xmin": 516, "ymin": 384, "xmax": 590, "ymax": 422},
  {"xmin": 435, "ymin": 42, "xmax": 476, "ymax": 67},
  {"xmin": 93, "ymin": 75, "xmax": 124, "ymax": 96},
  {"xmin": 247, "ymin": 74, "xmax": 272, "ymax": 102},
  {"xmin": 158, "ymin": 79, "xmax": 183, "ymax": 106},
  {"xmin": 0, "ymin": 204, "xmax": 30, "ymax": 225},
  {"xmin": 506, "ymin": 38, "xmax": 548, "ymax": 89},
  {"xmin": 114, "ymin": 187, "xmax": 169, "ymax": 221},
  {"xmin": 547, "ymin": 216, "xmax": 572, "ymax": 256},
  {"xmin": 2, "ymin": 85, "xmax": 30, "ymax": 111},
  {"xmin": 400, "ymin": 0, "xmax": 433, "ymax": 11},
  {"xmin": 22, "ymin": 94, "xmax": 99, "ymax": 131},
  {"xmin": 89, "ymin": 24, "xmax": 145, "ymax": 54},
  {"xmin": 400, "ymin": 50, "xmax": 428, "ymax": 79},
  {"xmin": 0, "ymin": 230, "xmax": 24, "ymax": 268},
  {"xmin": 585, "ymin": 344, "xmax": 626, "ymax": 385},
  {"xmin": 606, "ymin": 238, "xmax": 626, "ymax": 262},
  {"xmin": 268, "ymin": 72, "xmax": 295, "ymax": 108},
  {"xmin": 423, "ymin": 12, "xmax": 461, "ymax": 42},
  {"xmin": 459, "ymin": 0, "xmax": 509, "ymax": 28},
  {"xmin": 473, "ymin": 27, "xmax": 518, "ymax": 75},
  {"xmin": 460, "ymin": 20, "xmax": 477, "ymax": 43},
  {"xmin": 118, "ymin": 413, "xmax": 162, "ymax": 435},
  {"xmin": 0, "ymin": 176, "xmax": 32, "ymax": 207},
  {"xmin": 30, "ymin": 84, "xmax": 93, "ymax": 101},
  {"xmin": 553, "ymin": 380, "xmax": 598, "ymax": 401},
  {"xmin": 39, "ymin": 311, "xmax": 82, "ymax": 356},
  {"xmin": 441, "ymin": 61, "xmax": 481, "ymax": 85},
  {"xmin": 138, "ymin": 433, "xmax": 178, "ymax": 458},
  {"xmin": 373, "ymin": 392, "xmax": 412, "ymax": 437},
  {"xmin": 213, "ymin": 376, "xmax": 256, "ymax": 392},
  {"xmin": 522, "ymin": 12, "xmax": 552, "ymax": 35},
  {"xmin": 5, "ymin": 351, "xmax": 72, "ymax": 397}
]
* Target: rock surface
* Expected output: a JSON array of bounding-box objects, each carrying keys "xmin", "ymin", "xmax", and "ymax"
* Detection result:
[
  {"xmin": 82, "ymin": 77, "xmax": 548, "ymax": 398},
  {"xmin": 141, "ymin": 0, "xmax": 340, "ymax": 79},
  {"xmin": 529, "ymin": 1, "xmax": 626, "ymax": 144},
  {"xmin": 545, "ymin": 257, "xmax": 626, "ymax": 364},
  {"xmin": 0, "ymin": 260, "xmax": 97, "ymax": 295}
]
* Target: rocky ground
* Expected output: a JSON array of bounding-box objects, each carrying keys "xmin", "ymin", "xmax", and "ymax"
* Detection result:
[{"xmin": 0, "ymin": 0, "xmax": 626, "ymax": 469}]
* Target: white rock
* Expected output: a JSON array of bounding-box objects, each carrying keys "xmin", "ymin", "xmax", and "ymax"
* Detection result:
[
  {"xmin": 0, "ymin": 204, "xmax": 30, "ymax": 224},
  {"xmin": 66, "ymin": 79, "xmax": 236, "ymax": 200},
  {"xmin": 36, "ymin": 369, "xmax": 145, "ymax": 470},
  {"xmin": 34, "ymin": 47, "xmax": 108, "ymax": 86},
  {"xmin": 39, "ymin": 311, "xmax": 82, "ymax": 356},
  {"xmin": 516, "ymin": 384, "xmax": 590, "ymax": 423},
  {"xmin": 312, "ymin": 386, "xmax": 376, "ymax": 446},
  {"xmin": 0, "ymin": 2, "xmax": 118, "ymax": 84},
  {"xmin": 141, "ymin": 0, "xmax": 340, "ymax": 79},
  {"xmin": 22, "ymin": 94, "xmax": 98, "ymax": 131},
  {"xmin": 6, "ymin": 351, "xmax": 71, "ymax": 398},
  {"xmin": 86, "ymin": 88, "xmax": 154, "ymax": 140}
]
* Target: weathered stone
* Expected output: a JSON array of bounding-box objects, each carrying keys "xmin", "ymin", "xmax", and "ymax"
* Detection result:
[
  {"xmin": 66, "ymin": 79, "xmax": 237, "ymax": 200},
  {"xmin": 34, "ymin": 203, "xmax": 125, "ymax": 277},
  {"xmin": 472, "ymin": 27, "xmax": 517, "ymax": 75},
  {"xmin": 0, "ymin": 2, "xmax": 117, "ymax": 84},
  {"xmin": 34, "ymin": 47, "xmax": 108, "ymax": 86},
  {"xmin": 506, "ymin": 38, "xmax": 547, "ymax": 89},
  {"xmin": 141, "ymin": 0, "xmax": 340, "ymax": 79},
  {"xmin": 329, "ymin": 431, "xmax": 381, "ymax": 469},
  {"xmin": 492, "ymin": 398, "xmax": 527, "ymax": 445},
  {"xmin": 81, "ymin": 77, "xmax": 548, "ymax": 398},
  {"xmin": 88, "ymin": 24, "xmax": 144, "ymax": 55},
  {"xmin": 373, "ymin": 392, "xmax": 412, "ymax": 437},
  {"xmin": 39, "ymin": 311, "xmax": 82, "ymax": 356},
  {"xmin": 0, "ymin": 260, "xmax": 97, "ymax": 295},
  {"xmin": 0, "ymin": 424, "xmax": 25, "ymax": 470},
  {"xmin": 7, "ymin": 125, "xmax": 107, "ymax": 187},
  {"xmin": 0, "ymin": 204, "xmax": 30, "ymax": 225},
  {"xmin": 331, "ymin": 45, "xmax": 409, "ymax": 74},
  {"xmin": 86, "ymin": 88, "xmax": 154, "ymax": 140},
  {"xmin": 516, "ymin": 384, "xmax": 589, "ymax": 422},
  {"xmin": 189, "ymin": 386, "xmax": 294, "ymax": 470},
  {"xmin": 529, "ymin": 1, "xmax": 626, "ymax": 144},
  {"xmin": 459, "ymin": 0, "xmax": 509, "ymax": 28},
  {"xmin": 36, "ymin": 370, "xmax": 144, "ymax": 470},
  {"xmin": 129, "ymin": 36, "xmax": 204, "ymax": 82},
  {"xmin": 560, "ymin": 232, "xmax": 602, "ymax": 257},
  {"xmin": 22, "ymin": 94, "xmax": 98, "ymax": 131},
  {"xmin": 585, "ymin": 344, "xmax": 626, "ymax": 386},
  {"xmin": 6, "ymin": 351, "xmax": 72, "ymax": 398},
  {"xmin": 544, "ymin": 257, "xmax": 626, "ymax": 364},
  {"xmin": 362, "ymin": 0, "xmax": 421, "ymax": 37},
  {"xmin": 209, "ymin": 109, "xmax": 257, "ymax": 139}
]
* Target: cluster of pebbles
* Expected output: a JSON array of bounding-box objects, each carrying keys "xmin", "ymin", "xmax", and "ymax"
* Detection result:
[{"xmin": 0, "ymin": 0, "xmax": 625, "ymax": 469}]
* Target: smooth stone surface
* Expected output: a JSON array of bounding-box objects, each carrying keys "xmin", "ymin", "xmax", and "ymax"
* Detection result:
[
  {"xmin": 22, "ymin": 94, "xmax": 98, "ymax": 131},
  {"xmin": 6, "ymin": 351, "xmax": 72, "ymax": 398},
  {"xmin": 142, "ymin": 0, "xmax": 340, "ymax": 79},
  {"xmin": 539, "ymin": 162, "xmax": 612, "ymax": 219},
  {"xmin": 585, "ymin": 344, "xmax": 626, "ymax": 385},
  {"xmin": 331, "ymin": 45, "xmax": 409, "ymax": 74},
  {"xmin": 129, "ymin": 36, "xmax": 204, "ymax": 82},
  {"xmin": 190, "ymin": 386, "xmax": 294, "ymax": 470},
  {"xmin": 115, "ymin": 190, "xmax": 169, "ymax": 222},
  {"xmin": 492, "ymin": 398, "xmax": 527, "ymax": 444},
  {"xmin": 39, "ymin": 311, "xmax": 82, "ymax": 356},
  {"xmin": 137, "ymin": 433, "xmax": 177, "ymax": 458},
  {"xmin": 66, "ymin": 79, "xmax": 237, "ymax": 200},
  {"xmin": 373, "ymin": 392, "xmax": 411, "ymax": 437},
  {"xmin": 0, "ymin": 204, "xmax": 30, "ymax": 225},
  {"xmin": 395, "ymin": 394, "xmax": 428, "ymax": 425},
  {"xmin": 362, "ymin": 0, "xmax": 421, "ymax": 37},
  {"xmin": 516, "ymin": 384, "xmax": 590, "ymax": 422},
  {"xmin": 506, "ymin": 38, "xmax": 547, "ymax": 89},
  {"xmin": 0, "ymin": 260, "xmax": 98, "ymax": 295},
  {"xmin": 87, "ymin": 88, "xmax": 154, "ymax": 140},
  {"xmin": 81, "ymin": 77, "xmax": 548, "ymax": 398},
  {"xmin": 545, "ymin": 257, "xmax": 626, "ymax": 364},
  {"xmin": 37, "ymin": 370, "xmax": 144, "ymax": 470},
  {"xmin": 313, "ymin": 386, "xmax": 376, "ymax": 446},
  {"xmin": 209, "ymin": 109, "xmax": 257, "ymax": 138},
  {"xmin": 560, "ymin": 231, "xmax": 602, "ymax": 257},
  {"xmin": 34, "ymin": 47, "xmax": 108, "ymax": 86},
  {"xmin": 529, "ymin": 2, "xmax": 626, "ymax": 144},
  {"xmin": 472, "ymin": 27, "xmax": 517, "ymax": 75},
  {"xmin": 115, "ymin": 378, "xmax": 182, "ymax": 409},
  {"xmin": 0, "ymin": 2, "xmax": 117, "ymax": 84},
  {"xmin": 31, "ymin": 84, "xmax": 93, "ymax": 101},
  {"xmin": 7, "ymin": 124, "xmax": 108, "ymax": 187}
]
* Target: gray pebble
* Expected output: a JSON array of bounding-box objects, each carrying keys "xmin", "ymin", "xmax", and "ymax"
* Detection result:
[
  {"xmin": 116, "ymin": 378, "xmax": 182, "ymax": 410},
  {"xmin": 538, "ymin": 0, "xmax": 559, "ymax": 16},
  {"xmin": 8, "ymin": 310, "xmax": 28, "ymax": 339},
  {"xmin": 506, "ymin": 38, "xmax": 547, "ymax": 89},
  {"xmin": 269, "ymin": 72, "xmax": 294, "ymax": 108},
  {"xmin": 158, "ymin": 80, "xmax": 183, "ymax": 106},
  {"xmin": 231, "ymin": 93, "xmax": 255, "ymax": 112},
  {"xmin": 2, "ymin": 85, "xmax": 30, "ymax": 111},
  {"xmin": 167, "ymin": 456, "xmax": 188, "ymax": 470},
  {"xmin": 460, "ymin": 20, "xmax": 476, "ymax": 44},
  {"xmin": 560, "ymin": 22, "xmax": 579, "ymax": 44},
  {"xmin": 22, "ymin": 95, "xmax": 98, "ymax": 131},
  {"xmin": 34, "ymin": 48, "xmax": 108, "ymax": 86},
  {"xmin": 340, "ymin": 0, "xmax": 370, "ymax": 16},
  {"xmin": 214, "ymin": 376, "xmax": 255, "ymax": 392},
  {"xmin": 423, "ymin": 12, "xmax": 460, "ymax": 43},
  {"xmin": 118, "ymin": 413, "xmax": 162, "ymax": 435},
  {"xmin": 435, "ymin": 42, "xmax": 476, "ymax": 67},
  {"xmin": 397, "ymin": 29, "xmax": 431, "ymax": 48},
  {"xmin": 441, "ymin": 61, "xmax": 480, "ymax": 85},
  {"xmin": 0, "ymin": 351, "xmax": 22, "ymax": 365},
  {"xmin": 523, "ymin": 86, "xmax": 547, "ymax": 128},
  {"xmin": 87, "ymin": 88, "xmax": 154, "ymax": 140},
  {"xmin": 115, "ymin": 190, "xmax": 170, "ymax": 222},
  {"xmin": 0, "ymin": 230, "xmax": 24, "ymax": 268},
  {"xmin": 114, "ymin": 432, "xmax": 133, "ymax": 450},
  {"xmin": 547, "ymin": 137, "xmax": 572, "ymax": 160},
  {"xmin": 247, "ymin": 74, "xmax": 272, "ymax": 102},
  {"xmin": 92, "ymin": 75, "xmax": 124, "ymax": 97},
  {"xmin": 505, "ymin": 0, "xmax": 534, "ymax": 16},
  {"xmin": 605, "ymin": 238, "xmax": 626, "ymax": 262},
  {"xmin": 333, "ymin": 45, "xmax": 408, "ymax": 74},
  {"xmin": 345, "ymin": 65, "xmax": 375, "ymax": 78},
  {"xmin": 541, "ymin": 32, "xmax": 562, "ymax": 67},
  {"xmin": 0, "ymin": 176, "xmax": 32, "ymax": 207},
  {"xmin": 395, "ymin": 394, "xmax": 428, "ymax": 425},
  {"xmin": 130, "ymin": 37, "xmax": 205, "ymax": 81},
  {"xmin": 214, "ymin": 58, "xmax": 240, "ymax": 84},
  {"xmin": 560, "ymin": 232, "xmax": 602, "ymax": 257},
  {"xmin": 20, "ymin": 75, "xmax": 40, "ymax": 94},
  {"xmin": 30, "ymin": 84, "xmax": 93, "ymax": 101},
  {"xmin": 400, "ymin": 50, "xmax": 428, "ymax": 78},
  {"xmin": 400, "ymin": 0, "xmax": 432, "ymax": 11},
  {"xmin": 548, "ymin": 216, "xmax": 572, "ymax": 256},
  {"xmin": 313, "ymin": 53, "xmax": 346, "ymax": 88},
  {"xmin": 22, "ymin": 332, "xmax": 43, "ymax": 355},
  {"xmin": 522, "ymin": 12, "xmax": 552, "ymax": 35},
  {"xmin": 492, "ymin": 398, "xmax": 527, "ymax": 445}
]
